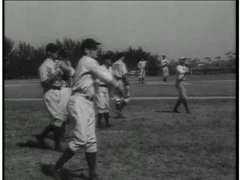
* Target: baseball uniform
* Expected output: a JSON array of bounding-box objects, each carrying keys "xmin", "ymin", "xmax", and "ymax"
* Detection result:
[
  {"xmin": 38, "ymin": 57, "xmax": 74, "ymax": 151},
  {"xmin": 95, "ymin": 65, "xmax": 112, "ymax": 114},
  {"xmin": 161, "ymin": 58, "xmax": 170, "ymax": 81},
  {"xmin": 39, "ymin": 58, "xmax": 73, "ymax": 127},
  {"xmin": 112, "ymin": 59, "xmax": 130, "ymax": 104},
  {"xmin": 67, "ymin": 56, "xmax": 118, "ymax": 153},
  {"xmin": 137, "ymin": 60, "xmax": 147, "ymax": 83},
  {"xmin": 173, "ymin": 59, "xmax": 191, "ymax": 113}
]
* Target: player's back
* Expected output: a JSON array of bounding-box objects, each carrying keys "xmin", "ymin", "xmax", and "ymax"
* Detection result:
[
  {"xmin": 112, "ymin": 60, "xmax": 127, "ymax": 79},
  {"xmin": 72, "ymin": 56, "xmax": 96, "ymax": 97}
]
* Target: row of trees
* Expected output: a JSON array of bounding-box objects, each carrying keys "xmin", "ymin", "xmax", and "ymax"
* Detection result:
[
  {"xmin": 4, "ymin": 36, "xmax": 236, "ymax": 79},
  {"xmin": 4, "ymin": 36, "xmax": 162, "ymax": 79}
]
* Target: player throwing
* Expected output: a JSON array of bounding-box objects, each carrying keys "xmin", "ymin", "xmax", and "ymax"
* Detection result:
[
  {"xmin": 173, "ymin": 56, "xmax": 191, "ymax": 114},
  {"xmin": 52, "ymin": 38, "xmax": 124, "ymax": 180}
]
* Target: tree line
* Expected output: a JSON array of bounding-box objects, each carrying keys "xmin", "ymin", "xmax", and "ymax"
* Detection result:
[
  {"xmin": 4, "ymin": 36, "xmax": 236, "ymax": 79},
  {"xmin": 4, "ymin": 36, "xmax": 163, "ymax": 79}
]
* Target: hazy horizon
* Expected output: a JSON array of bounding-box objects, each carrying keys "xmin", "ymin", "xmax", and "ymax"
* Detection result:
[{"xmin": 5, "ymin": 1, "xmax": 235, "ymax": 60}]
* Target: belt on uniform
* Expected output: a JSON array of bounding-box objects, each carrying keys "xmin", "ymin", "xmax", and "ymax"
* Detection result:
[{"xmin": 99, "ymin": 84, "xmax": 108, "ymax": 88}]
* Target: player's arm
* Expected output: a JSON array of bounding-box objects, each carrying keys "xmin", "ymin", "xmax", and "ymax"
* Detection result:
[
  {"xmin": 86, "ymin": 59, "xmax": 124, "ymax": 94},
  {"xmin": 58, "ymin": 61, "xmax": 75, "ymax": 77},
  {"xmin": 39, "ymin": 65, "xmax": 62, "ymax": 84},
  {"xmin": 137, "ymin": 62, "xmax": 141, "ymax": 69}
]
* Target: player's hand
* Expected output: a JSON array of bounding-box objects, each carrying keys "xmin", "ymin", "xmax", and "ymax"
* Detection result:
[
  {"xmin": 59, "ymin": 61, "xmax": 70, "ymax": 72},
  {"xmin": 56, "ymin": 68, "xmax": 64, "ymax": 76}
]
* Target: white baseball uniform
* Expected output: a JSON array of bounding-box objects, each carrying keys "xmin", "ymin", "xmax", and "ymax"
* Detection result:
[
  {"xmin": 161, "ymin": 59, "xmax": 170, "ymax": 78},
  {"xmin": 95, "ymin": 65, "xmax": 112, "ymax": 114},
  {"xmin": 137, "ymin": 60, "xmax": 147, "ymax": 79},
  {"xmin": 176, "ymin": 65, "xmax": 188, "ymax": 100},
  {"xmin": 112, "ymin": 59, "xmax": 130, "ymax": 104},
  {"xmin": 39, "ymin": 58, "xmax": 74, "ymax": 127},
  {"xmin": 68, "ymin": 56, "xmax": 116, "ymax": 153}
]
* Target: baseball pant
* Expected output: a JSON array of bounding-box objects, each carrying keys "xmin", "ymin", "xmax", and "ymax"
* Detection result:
[
  {"xmin": 139, "ymin": 68, "xmax": 146, "ymax": 79},
  {"xmin": 43, "ymin": 87, "xmax": 72, "ymax": 127},
  {"xmin": 114, "ymin": 87, "xmax": 130, "ymax": 104},
  {"xmin": 162, "ymin": 67, "xmax": 169, "ymax": 78},
  {"xmin": 177, "ymin": 81, "xmax": 187, "ymax": 100},
  {"xmin": 67, "ymin": 93, "xmax": 97, "ymax": 153},
  {"xmin": 95, "ymin": 87, "xmax": 110, "ymax": 113}
]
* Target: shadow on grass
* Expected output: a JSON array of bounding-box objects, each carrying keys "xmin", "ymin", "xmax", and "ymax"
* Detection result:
[
  {"xmin": 16, "ymin": 140, "xmax": 52, "ymax": 150},
  {"xmin": 155, "ymin": 110, "xmax": 175, "ymax": 113},
  {"xmin": 40, "ymin": 164, "xmax": 88, "ymax": 180}
]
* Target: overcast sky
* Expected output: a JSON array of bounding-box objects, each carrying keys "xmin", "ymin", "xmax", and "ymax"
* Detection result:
[{"xmin": 5, "ymin": 1, "xmax": 235, "ymax": 60}]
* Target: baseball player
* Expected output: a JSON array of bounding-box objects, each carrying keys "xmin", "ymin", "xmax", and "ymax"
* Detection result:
[
  {"xmin": 137, "ymin": 58, "xmax": 148, "ymax": 84},
  {"xmin": 95, "ymin": 57, "xmax": 113, "ymax": 128},
  {"xmin": 173, "ymin": 56, "xmax": 191, "ymax": 113},
  {"xmin": 52, "ymin": 38, "xmax": 124, "ymax": 180},
  {"xmin": 161, "ymin": 55, "xmax": 170, "ymax": 82},
  {"xmin": 37, "ymin": 43, "xmax": 74, "ymax": 152},
  {"xmin": 112, "ymin": 53, "xmax": 130, "ymax": 118},
  {"xmin": 57, "ymin": 49, "xmax": 74, "ymax": 138}
]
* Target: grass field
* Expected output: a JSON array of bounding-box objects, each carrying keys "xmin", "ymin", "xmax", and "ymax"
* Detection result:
[
  {"xmin": 4, "ymin": 74, "xmax": 236, "ymax": 98},
  {"xmin": 4, "ymin": 99, "xmax": 236, "ymax": 180}
]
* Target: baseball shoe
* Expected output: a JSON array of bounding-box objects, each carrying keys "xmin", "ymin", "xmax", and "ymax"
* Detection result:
[
  {"xmin": 54, "ymin": 145, "xmax": 64, "ymax": 152},
  {"xmin": 116, "ymin": 111, "xmax": 125, "ymax": 118},
  {"xmin": 89, "ymin": 173, "xmax": 100, "ymax": 180},
  {"xmin": 173, "ymin": 110, "xmax": 180, "ymax": 113},
  {"xmin": 52, "ymin": 168, "xmax": 62, "ymax": 180}
]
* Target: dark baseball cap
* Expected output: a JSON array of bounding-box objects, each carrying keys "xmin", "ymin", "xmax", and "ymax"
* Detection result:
[
  {"xmin": 46, "ymin": 43, "xmax": 58, "ymax": 53},
  {"xmin": 80, "ymin": 38, "xmax": 101, "ymax": 51},
  {"xmin": 58, "ymin": 49, "xmax": 70, "ymax": 59}
]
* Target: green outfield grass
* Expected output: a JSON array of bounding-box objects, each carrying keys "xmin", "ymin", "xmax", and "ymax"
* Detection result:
[
  {"xmin": 4, "ymin": 73, "xmax": 236, "ymax": 85},
  {"xmin": 4, "ymin": 80, "xmax": 235, "ymax": 98},
  {"xmin": 4, "ymin": 99, "xmax": 236, "ymax": 180}
]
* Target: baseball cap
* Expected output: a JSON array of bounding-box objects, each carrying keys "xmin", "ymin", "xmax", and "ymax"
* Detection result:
[
  {"xmin": 46, "ymin": 43, "xmax": 58, "ymax": 53},
  {"xmin": 58, "ymin": 49, "xmax": 70, "ymax": 59},
  {"xmin": 80, "ymin": 38, "xmax": 101, "ymax": 51}
]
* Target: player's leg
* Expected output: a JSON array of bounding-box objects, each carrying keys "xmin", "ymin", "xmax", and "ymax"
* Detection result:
[
  {"xmin": 104, "ymin": 90, "xmax": 112, "ymax": 127},
  {"xmin": 142, "ymin": 69, "xmax": 146, "ymax": 84},
  {"xmin": 165, "ymin": 68, "xmax": 169, "ymax": 82},
  {"xmin": 85, "ymin": 100, "xmax": 98, "ymax": 180},
  {"xmin": 54, "ymin": 96, "xmax": 87, "ymax": 174},
  {"xmin": 96, "ymin": 90, "xmax": 104, "ymax": 128},
  {"xmin": 38, "ymin": 90, "xmax": 62, "ymax": 147},
  {"xmin": 173, "ymin": 82, "xmax": 183, "ymax": 112},
  {"xmin": 181, "ymin": 82, "xmax": 190, "ymax": 113}
]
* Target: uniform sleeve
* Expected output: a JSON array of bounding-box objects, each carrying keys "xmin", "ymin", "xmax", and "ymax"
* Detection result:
[
  {"xmin": 85, "ymin": 58, "xmax": 114, "ymax": 84},
  {"xmin": 39, "ymin": 64, "xmax": 50, "ymax": 82},
  {"xmin": 137, "ymin": 62, "xmax": 141, "ymax": 68},
  {"xmin": 176, "ymin": 65, "xmax": 186, "ymax": 74},
  {"xmin": 122, "ymin": 63, "xmax": 128, "ymax": 76},
  {"xmin": 68, "ymin": 61, "xmax": 75, "ymax": 77}
]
